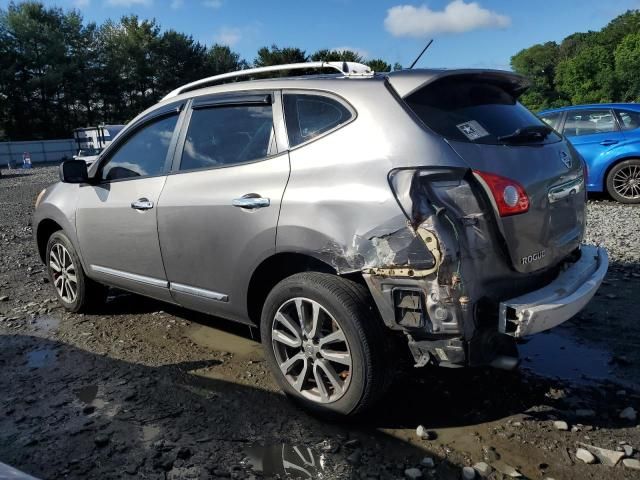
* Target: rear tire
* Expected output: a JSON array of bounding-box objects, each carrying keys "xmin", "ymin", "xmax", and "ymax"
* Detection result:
[
  {"xmin": 260, "ymin": 272, "xmax": 390, "ymax": 417},
  {"xmin": 46, "ymin": 231, "xmax": 106, "ymax": 313},
  {"xmin": 606, "ymin": 159, "xmax": 640, "ymax": 204}
]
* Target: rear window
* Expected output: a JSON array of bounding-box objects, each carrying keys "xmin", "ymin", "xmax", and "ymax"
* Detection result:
[{"xmin": 405, "ymin": 78, "xmax": 560, "ymax": 145}]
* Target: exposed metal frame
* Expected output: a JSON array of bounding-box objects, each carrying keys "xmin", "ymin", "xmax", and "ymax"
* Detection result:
[{"xmin": 162, "ymin": 61, "xmax": 373, "ymax": 100}]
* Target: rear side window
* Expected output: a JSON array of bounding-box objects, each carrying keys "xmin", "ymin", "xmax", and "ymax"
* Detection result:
[
  {"xmin": 404, "ymin": 78, "xmax": 559, "ymax": 145},
  {"xmin": 564, "ymin": 109, "xmax": 617, "ymax": 137},
  {"xmin": 615, "ymin": 109, "xmax": 640, "ymax": 131},
  {"xmin": 180, "ymin": 105, "xmax": 274, "ymax": 171},
  {"xmin": 283, "ymin": 94, "xmax": 353, "ymax": 147},
  {"xmin": 100, "ymin": 114, "xmax": 178, "ymax": 181}
]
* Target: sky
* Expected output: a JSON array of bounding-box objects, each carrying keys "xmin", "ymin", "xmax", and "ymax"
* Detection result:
[{"xmin": 4, "ymin": 0, "xmax": 640, "ymax": 70}]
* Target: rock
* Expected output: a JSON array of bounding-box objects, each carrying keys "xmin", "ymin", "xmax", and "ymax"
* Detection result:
[
  {"xmin": 473, "ymin": 462, "xmax": 492, "ymax": 478},
  {"xmin": 94, "ymin": 435, "xmax": 110, "ymax": 447},
  {"xmin": 176, "ymin": 447, "xmax": 191, "ymax": 459},
  {"xmin": 576, "ymin": 448, "xmax": 596, "ymax": 464},
  {"xmin": 492, "ymin": 461, "xmax": 521, "ymax": 477},
  {"xmin": 404, "ymin": 467, "xmax": 423, "ymax": 479},
  {"xmin": 0, "ymin": 296, "xmax": 8, "ymax": 301},
  {"xmin": 421, "ymin": 457, "xmax": 435, "ymax": 468},
  {"xmin": 462, "ymin": 466, "xmax": 476, "ymax": 479},
  {"xmin": 343, "ymin": 439, "xmax": 361, "ymax": 449},
  {"xmin": 623, "ymin": 444, "xmax": 634, "ymax": 457},
  {"xmin": 619, "ymin": 407, "xmax": 637, "ymax": 422},
  {"xmin": 553, "ymin": 420, "xmax": 569, "ymax": 431},
  {"xmin": 153, "ymin": 455, "xmax": 175, "ymax": 471},
  {"xmin": 622, "ymin": 458, "xmax": 640, "ymax": 470},
  {"xmin": 415, "ymin": 425, "xmax": 435, "ymax": 440},
  {"xmin": 578, "ymin": 443, "xmax": 624, "ymax": 467},
  {"xmin": 346, "ymin": 449, "xmax": 362, "ymax": 465},
  {"xmin": 575, "ymin": 409, "xmax": 596, "ymax": 418}
]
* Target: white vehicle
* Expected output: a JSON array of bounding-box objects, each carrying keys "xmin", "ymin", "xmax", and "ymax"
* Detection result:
[{"xmin": 72, "ymin": 125, "xmax": 124, "ymax": 166}]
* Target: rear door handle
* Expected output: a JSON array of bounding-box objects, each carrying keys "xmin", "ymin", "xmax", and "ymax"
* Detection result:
[
  {"xmin": 131, "ymin": 198, "xmax": 154, "ymax": 211},
  {"xmin": 600, "ymin": 140, "xmax": 619, "ymax": 146},
  {"xmin": 232, "ymin": 195, "xmax": 270, "ymax": 209}
]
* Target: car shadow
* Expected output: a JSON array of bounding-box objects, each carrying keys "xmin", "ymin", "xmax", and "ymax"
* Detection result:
[{"xmin": 0, "ymin": 334, "xmax": 461, "ymax": 480}]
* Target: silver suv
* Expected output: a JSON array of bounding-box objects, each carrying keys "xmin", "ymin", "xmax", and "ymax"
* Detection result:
[{"xmin": 34, "ymin": 62, "xmax": 608, "ymax": 416}]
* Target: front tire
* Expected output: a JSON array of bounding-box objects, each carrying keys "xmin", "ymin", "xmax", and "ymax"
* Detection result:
[
  {"xmin": 260, "ymin": 272, "xmax": 390, "ymax": 417},
  {"xmin": 46, "ymin": 231, "xmax": 106, "ymax": 313},
  {"xmin": 606, "ymin": 159, "xmax": 640, "ymax": 204}
]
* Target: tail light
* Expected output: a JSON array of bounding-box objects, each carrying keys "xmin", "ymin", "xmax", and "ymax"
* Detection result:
[{"xmin": 473, "ymin": 170, "xmax": 529, "ymax": 217}]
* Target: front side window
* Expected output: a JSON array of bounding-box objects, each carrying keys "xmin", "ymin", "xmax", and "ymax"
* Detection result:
[
  {"xmin": 180, "ymin": 105, "xmax": 273, "ymax": 171},
  {"xmin": 540, "ymin": 112, "xmax": 561, "ymax": 131},
  {"xmin": 283, "ymin": 94, "xmax": 353, "ymax": 147},
  {"xmin": 615, "ymin": 109, "xmax": 640, "ymax": 131},
  {"xmin": 563, "ymin": 109, "xmax": 617, "ymax": 137},
  {"xmin": 100, "ymin": 115, "xmax": 178, "ymax": 181}
]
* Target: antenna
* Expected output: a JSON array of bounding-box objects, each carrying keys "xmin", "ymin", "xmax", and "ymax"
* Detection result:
[{"xmin": 409, "ymin": 39, "xmax": 434, "ymax": 69}]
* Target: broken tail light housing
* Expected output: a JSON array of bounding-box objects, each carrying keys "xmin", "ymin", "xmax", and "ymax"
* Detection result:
[{"xmin": 473, "ymin": 170, "xmax": 529, "ymax": 217}]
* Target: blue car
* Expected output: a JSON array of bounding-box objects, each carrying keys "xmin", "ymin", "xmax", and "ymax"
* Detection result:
[{"xmin": 539, "ymin": 104, "xmax": 640, "ymax": 203}]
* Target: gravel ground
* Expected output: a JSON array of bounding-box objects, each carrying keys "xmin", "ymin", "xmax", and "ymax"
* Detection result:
[{"xmin": 0, "ymin": 165, "xmax": 639, "ymax": 480}]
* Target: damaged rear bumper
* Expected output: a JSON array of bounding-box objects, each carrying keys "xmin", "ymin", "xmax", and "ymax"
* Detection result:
[{"xmin": 498, "ymin": 244, "xmax": 608, "ymax": 338}]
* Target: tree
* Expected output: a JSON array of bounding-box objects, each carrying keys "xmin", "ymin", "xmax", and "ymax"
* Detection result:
[
  {"xmin": 205, "ymin": 43, "xmax": 247, "ymax": 74},
  {"xmin": 155, "ymin": 30, "xmax": 208, "ymax": 97},
  {"xmin": 511, "ymin": 42, "xmax": 561, "ymax": 111},
  {"xmin": 555, "ymin": 45, "xmax": 616, "ymax": 105},
  {"xmin": 615, "ymin": 32, "xmax": 640, "ymax": 101},
  {"xmin": 254, "ymin": 45, "xmax": 307, "ymax": 67},
  {"xmin": 310, "ymin": 49, "xmax": 363, "ymax": 63},
  {"xmin": 366, "ymin": 59, "xmax": 391, "ymax": 72}
]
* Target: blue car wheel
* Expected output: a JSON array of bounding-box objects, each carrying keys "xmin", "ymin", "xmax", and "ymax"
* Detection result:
[{"xmin": 606, "ymin": 158, "xmax": 640, "ymax": 204}]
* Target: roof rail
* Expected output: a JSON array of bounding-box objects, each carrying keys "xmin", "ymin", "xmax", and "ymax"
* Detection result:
[{"xmin": 162, "ymin": 61, "xmax": 373, "ymax": 100}]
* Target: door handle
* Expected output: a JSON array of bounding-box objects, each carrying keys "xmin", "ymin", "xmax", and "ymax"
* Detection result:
[
  {"xmin": 232, "ymin": 195, "xmax": 270, "ymax": 209},
  {"xmin": 131, "ymin": 198, "xmax": 154, "ymax": 211},
  {"xmin": 600, "ymin": 140, "xmax": 618, "ymax": 146}
]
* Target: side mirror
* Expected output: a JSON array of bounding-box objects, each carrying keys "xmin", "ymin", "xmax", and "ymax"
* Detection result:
[{"xmin": 59, "ymin": 159, "xmax": 89, "ymax": 184}]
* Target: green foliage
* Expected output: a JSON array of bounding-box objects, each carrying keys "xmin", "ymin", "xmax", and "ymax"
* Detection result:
[
  {"xmin": 512, "ymin": 9, "xmax": 640, "ymax": 111},
  {"xmin": 310, "ymin": 49, "xmax": 364, "ymax": 63},
  {"xmin": 366, "ymin": 59, "xmax": 391, "ymax": 72},
  {"xmin": 0, "ymin": 2, "xmax": 403, "ymax": 140},
  {"xmin": 615, "ymin": 32, "xmax": 640, "ymax": 101},
  {"xmin": 254, "ymin": 45, "xmax": 307, "ymax": 67}
]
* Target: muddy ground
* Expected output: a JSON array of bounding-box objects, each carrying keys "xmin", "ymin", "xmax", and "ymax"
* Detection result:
[{"xmin": 0, "ymin": 165, "xmax": 639, "ymax": 480}]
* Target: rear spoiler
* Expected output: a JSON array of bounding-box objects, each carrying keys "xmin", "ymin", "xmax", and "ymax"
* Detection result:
[{"xmin": 386, "ymin": 69, "xmax": 530, "ymax": 99}]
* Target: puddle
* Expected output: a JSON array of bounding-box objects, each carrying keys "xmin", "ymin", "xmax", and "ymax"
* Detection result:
[
  {"xmin": 31, "ymin": 315, "xmax": 60, "ymax": 332},
  {"xmin": 244, "ymin": 444, "xmax": 327, "ymax": 479},
  {"xmin": 26, "ymin": 348, "xmax": 56, "ymax": 368},
  {"xmin": 74, "ymin": 385, "xmax": 107, "ymax": 409},
  {"xmin": 186, "ymin": 324, "xmax": 263, "ymax": 359},
  {"xmin": 519, "ymin": 330, "xmax": 619, "ymax": 384}
]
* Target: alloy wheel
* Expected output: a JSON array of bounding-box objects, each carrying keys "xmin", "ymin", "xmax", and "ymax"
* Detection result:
[
  {"xmin": 49, "ymin": 243, "xmax": 78, "ymax": 303},
  {"xmin": 271, "ymin": 297, "xmax": 352, "ymax": 403},
  {"xmin": 613, "ymin": 164, "xmax": 640, "ymax": 200}
]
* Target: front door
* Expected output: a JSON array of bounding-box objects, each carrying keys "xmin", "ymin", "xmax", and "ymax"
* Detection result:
[
  {"xmin": 562, "ymin": 108, "xmax": 624, "ymax": 189},
  {"xmin": 76, "ymin": 111, "xmax": 182, "ymax": 302},
  {"xmin": 157, "ymin": 92, "xmax": 290, "ymax": 323}
]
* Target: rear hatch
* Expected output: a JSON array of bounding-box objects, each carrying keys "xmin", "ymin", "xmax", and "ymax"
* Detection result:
[{"xmin": 390, "ymin": 70, "xmax": 586, "ymax": 273}]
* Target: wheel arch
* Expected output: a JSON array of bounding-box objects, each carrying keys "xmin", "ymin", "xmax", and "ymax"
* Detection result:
[
  {"xmin": 246, "ymin": 251, "xmax": 365, "ymax": 326},
  {"xmin": 36, "ymin": 218, "xmax": 63, "ymax": 263}
]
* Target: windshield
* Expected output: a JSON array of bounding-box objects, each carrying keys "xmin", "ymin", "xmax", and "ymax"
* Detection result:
[{"xmin": 405, "ymin": 77, "xmax": 561, "ymax": 145}]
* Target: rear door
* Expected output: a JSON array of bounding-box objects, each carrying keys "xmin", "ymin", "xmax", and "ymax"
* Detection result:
[
  {"xmin": 156, "ymin": 91, "xmax": 290, "ymax": 323},
  {"xmin": 402, "ymin": 74, "xmax": 585, "ymax": 273},
  {"xmin": 76, "ymin": 106, "xmax": 183, "ymax": 301}
]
